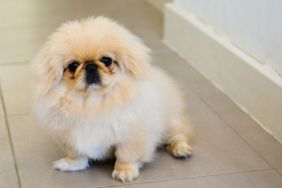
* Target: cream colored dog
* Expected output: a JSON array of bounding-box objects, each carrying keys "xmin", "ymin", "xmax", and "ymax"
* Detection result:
[{"xmin": 32, "ymin": 16, "xmax": 193, "ymax": 182}]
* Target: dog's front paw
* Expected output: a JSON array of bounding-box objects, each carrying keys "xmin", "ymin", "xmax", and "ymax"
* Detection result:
[
  {"xmin": 53, "ymin": 158, "xmax": 89, "ymax": 172},
  {"xmin": 112, "ymin": 162, "xmax": 139, "ymax": 183}
]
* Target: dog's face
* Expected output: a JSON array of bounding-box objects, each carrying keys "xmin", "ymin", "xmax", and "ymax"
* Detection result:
[
  {"xmin": 61, "ymin": 46, "xmax": 121, "ymax": 92},
  {"xmin": 32, "ymin": 17, "xmax": 151, "ymax": 95}
]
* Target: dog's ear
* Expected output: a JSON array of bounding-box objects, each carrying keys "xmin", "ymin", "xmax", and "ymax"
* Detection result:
[
  {"xmin": 118, "ymin": 37, "xmax": 152, "ymax": 79},
  {"xmin": 31, "ymin": 43, "xmax": 63, "ymax": 95}
]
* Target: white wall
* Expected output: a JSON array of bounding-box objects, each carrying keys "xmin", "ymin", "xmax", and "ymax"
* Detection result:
[
  {"xmin": 165, "ymin": 3, "xmax": 282, "ymax": 142},
  {"xmin": 175, "ymin": 0, "xmax": 282, "ymax": 76}
]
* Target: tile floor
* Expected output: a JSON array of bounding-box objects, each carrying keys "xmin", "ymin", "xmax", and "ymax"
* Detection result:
[{"xmin": 0, "ymin": 0, "xmax": 282, "ymax": 188}]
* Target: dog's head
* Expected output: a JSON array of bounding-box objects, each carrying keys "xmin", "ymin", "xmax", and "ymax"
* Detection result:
[{"xmin": 32, "ymin": 17, "xmax": 151, "ymax": 95}]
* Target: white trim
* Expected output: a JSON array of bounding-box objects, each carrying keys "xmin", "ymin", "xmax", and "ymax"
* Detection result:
[
  {"xmin": 164, "ymin": 3, "xmax": 282, "ymax": 143},
  {"xmin": 146, "ymin": 0, "xmax": 171, "ymax": 13}
]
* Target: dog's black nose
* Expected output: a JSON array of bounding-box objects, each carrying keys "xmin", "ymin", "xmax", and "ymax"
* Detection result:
[
  {"xmin": 85, "ymin": 63, "xmax": 97, "ymax": 71},
  {"xmin": 85, "ymin": 63, "xmax": 101, "ymax": 85}
]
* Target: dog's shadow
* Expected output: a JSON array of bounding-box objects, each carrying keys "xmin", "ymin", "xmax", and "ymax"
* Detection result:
[{"xmin": 88, "ymin": 145, "xmax": 190, "ymax": 171}]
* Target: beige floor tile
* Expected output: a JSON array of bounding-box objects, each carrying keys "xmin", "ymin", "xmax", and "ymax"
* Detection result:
[
  {"xmin": 152, "ymin": 50, "xmax": 196, "ymax": 80},
  {"xmin": 221, "ymin": 109, "xmax": 282, "ymax": 168},
  {"xmin": 0, "ymin": 0, "xmax": 161, "ymax": 31},
  {"xmin": 0, "ymin": 64, "xmax": 32, "ymax": 115},
  {"xmin": 277, "ymin": 168, "xmax": 282, "ymax": 176},
  {"xmin": 0, "ymin": 25, "xmax": 165, "ymax": 64},
  {"xmin": 0, "ymin": 26, "xmax": 56, "ymax": 64},
  {"xmin": 0, "ymin": 93, "xmax": 4, "ymax": 116},
  {"xmin": 113, "ymin": 170, "xmax": 282, "ymax": 188},
  {"xmin": 151, "ymin": 50, "xmax": 214, "ymax": 92},
  {"xmin": 171, "ymin": 95, "xmax": 270, "ymax": 176},
  {"xmin": 0, "ymin": 0, "xmax": 165, "ymax": 64},
  {"xmin": 0, "ymin": 117, "xmax": 19, "ymax": 188},
  {"xmin": 132, "ymin": 94, "xmax": 270, "ymax": 181},
  {"xmin": 8, "ymin": 116, "xmax": 122, "ymax": 188},
  {"xmin": 191, "ymin": 77, "xmax": 282, "ymax": 169},
  {"xmin": 153, "ymin": 51, "xmax": 282, "ymax": 169},
  {"xmin": 8, "ymin": 95, "xmax": 270, "ymax": 187}
]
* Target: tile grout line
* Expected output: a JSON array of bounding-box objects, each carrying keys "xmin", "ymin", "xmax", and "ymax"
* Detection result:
[
  {"xmin": 0, "ymin": 61, "xmax": 29, "ymax": 66},
  {"xmin": 274, "ymin": 168, "xmax": 282, "ymax": 177},
  {"xmin": 2, "ymin": 113, "xmax": 30, "ymax": 117},
  {"xmin": 162, "ymin": 42, "xmax": 280, "ymax": 170},
  {"xmin": 152, "ymin": 48, "xmax": 171, "ymax": 53},
  {"xmin": 162, "ymin": 46, "xmax": 278, "ymax": 170},
  {"xmin": 200, "ymin": 97, "xmax": 275, "ymax": 170},
  {"xmin": 96, "ymin": 168, "xmax": 273, "ymax": 188},
  {"xmin": 0, "ymin": 84, "xmax": 23, "ymax": 188}
]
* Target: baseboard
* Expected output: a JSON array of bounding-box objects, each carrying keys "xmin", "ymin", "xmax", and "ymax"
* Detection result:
[
  {"xmin": 164, "ymin": 3, "xmax": 282, "ymax": 143},
  {"xmin": 146, "ymin": 0, "xmax": 171, "ymax": 13}
]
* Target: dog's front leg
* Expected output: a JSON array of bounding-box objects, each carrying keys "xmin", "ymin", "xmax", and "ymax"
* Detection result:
[
  {"xmin": 112, "ymin": 148, "xmax": 142, "ymax": 183},
  {"xmin": 53, "ymin": 157, "xmax": 89, "ymax": 172},
  {"xmin": 53, "ymin": 145, "xmax": 89, "ymax": 172},
  {"xmin": 112, "ymin": 133, "xmax": 155, "ymax": 183}
]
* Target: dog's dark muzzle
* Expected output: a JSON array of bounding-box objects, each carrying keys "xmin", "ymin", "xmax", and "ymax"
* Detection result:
[{"xmin": 85, "ymin": 63, "xmax": 101, "ymax": 85}]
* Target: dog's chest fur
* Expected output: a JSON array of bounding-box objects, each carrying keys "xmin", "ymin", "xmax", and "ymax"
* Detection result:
[
  {"xmin": 65, "ymin": 119, "xmax": 116, "ymax": 159},
  {"xmin": 50, "ymin": 96, "xmax": 141, "ymax": 159}
]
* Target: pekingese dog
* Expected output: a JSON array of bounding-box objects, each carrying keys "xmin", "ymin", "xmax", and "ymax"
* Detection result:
[{"xmin": 32, "ymin": 16, "xmax": 193, "ymax": 182}]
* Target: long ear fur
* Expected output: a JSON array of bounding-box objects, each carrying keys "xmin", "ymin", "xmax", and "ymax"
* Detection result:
[
  {"xmin": 31, "ymin": 43, "xmax": 63, "ymax": 95},
  {"xmin": 118, "ymin": 35, "xmax": 152, "ymax": 79}
]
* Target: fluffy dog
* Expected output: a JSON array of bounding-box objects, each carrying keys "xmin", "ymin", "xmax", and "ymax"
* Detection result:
[{"xmin": 32, "ymin": 17, "xmax": 193, "ymax": 182}]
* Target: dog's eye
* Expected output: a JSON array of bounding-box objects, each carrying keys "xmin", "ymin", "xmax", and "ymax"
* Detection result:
[
  {"xmin": 100, "ymin": 56, "xmax": 112, "ymax": 67},
  {"xmin": 68, "ymin": 61, "xmax": 80, "ymax": 72}
]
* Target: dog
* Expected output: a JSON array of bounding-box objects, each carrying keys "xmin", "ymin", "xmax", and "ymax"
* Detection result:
[{"xmin": 32, "ymin": 16, "xmax": 193, "ymax": 183}]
